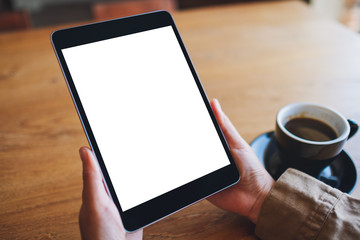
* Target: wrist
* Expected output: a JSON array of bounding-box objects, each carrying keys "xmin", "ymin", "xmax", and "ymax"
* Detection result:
[{"xmin": 248, "ymin": 179, "xmax": 274, "ymax": 224}]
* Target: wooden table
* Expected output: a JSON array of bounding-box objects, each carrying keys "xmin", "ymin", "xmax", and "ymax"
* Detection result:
[{"xmin": 1, "ymin": 1, "xmax": 360, "ymax": 239}]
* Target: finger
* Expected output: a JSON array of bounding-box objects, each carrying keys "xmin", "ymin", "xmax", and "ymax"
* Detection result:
[
  {"xmin": 210, "ymin": 99, "xmax": 249, "ymax": 151},
  {"xmin": 79, "ymin": 147, "xmax": 108, "ymax": 204},
  {"xmin": 211, "ymin": 99, "xmax": 270, "ymax": 177}
]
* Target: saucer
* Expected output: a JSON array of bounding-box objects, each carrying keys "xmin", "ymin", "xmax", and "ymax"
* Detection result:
[{"xmin": 250, "ymin": 131, "xmax": 357, "ymax": 193}]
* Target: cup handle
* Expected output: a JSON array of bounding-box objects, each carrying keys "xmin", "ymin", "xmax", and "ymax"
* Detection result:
[{"xmin": 348, "ymin": 119, "xmax": 359, "ymax": 140}]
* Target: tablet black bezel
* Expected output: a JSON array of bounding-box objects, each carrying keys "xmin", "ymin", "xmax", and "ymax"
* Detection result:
[{"xmin": 51, "ymin": 11, "xmax": 239, "ymax": 232}]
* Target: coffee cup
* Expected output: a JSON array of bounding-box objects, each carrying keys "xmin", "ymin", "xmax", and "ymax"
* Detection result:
[{"xmin": 274, "ymin": 102, "xmax": 358, "ymax": 178}]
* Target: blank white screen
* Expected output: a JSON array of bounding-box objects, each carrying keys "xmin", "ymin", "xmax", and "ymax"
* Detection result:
[{"xmin": 62, "ymin": 26, "xmax": 230, "ymax": 211}]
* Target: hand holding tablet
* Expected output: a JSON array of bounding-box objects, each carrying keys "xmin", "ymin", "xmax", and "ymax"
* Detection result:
[
  {"xmin": 52, "ymin": 11, "xmax": 244, "ymax": 231},
  {"xmin": 78, "ymin": 98, "xmax": 275, "ymax": 240}
]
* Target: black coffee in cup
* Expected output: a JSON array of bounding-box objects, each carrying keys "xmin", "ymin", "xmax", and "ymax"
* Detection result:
[{"xmin": 284, "ymin": 117, "xmax": 338, "ymax": 142}]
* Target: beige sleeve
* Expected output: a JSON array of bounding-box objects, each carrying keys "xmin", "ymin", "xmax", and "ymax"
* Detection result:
[{"xmin": 255, "ymin": 168, "xmax": 360, "ymax": 240}]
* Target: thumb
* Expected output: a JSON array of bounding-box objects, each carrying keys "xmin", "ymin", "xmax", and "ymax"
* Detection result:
[
  {"xmin": 210, "ymin": 99, "xmax": 265, "ymax": 174},
  {"xmin": 210, "ymin": 99, "xmax": 251, "ymax": 152},
  {"xmin": 79, "ymin": 147, "xmax": 109, "ymax": 205}
]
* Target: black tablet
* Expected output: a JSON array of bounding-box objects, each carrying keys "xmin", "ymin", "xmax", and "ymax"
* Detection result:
[{"xmin": 51, "ymin": 11, "xmax": 239, "ymax": 232}]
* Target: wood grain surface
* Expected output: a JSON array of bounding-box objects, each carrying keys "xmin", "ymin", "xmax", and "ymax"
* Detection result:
[{"xmin": 1, "ymin": 1, "xmax": 360, "ymax": 239}]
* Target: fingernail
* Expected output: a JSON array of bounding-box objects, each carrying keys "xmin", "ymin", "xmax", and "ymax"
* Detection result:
[
  {"xmin": 79, "ymin": 147, "xmax": 88, "ymax": 162},
  {"xmin": 214, "ymin": 98, "xmax": 223, "ymax": 113}
]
